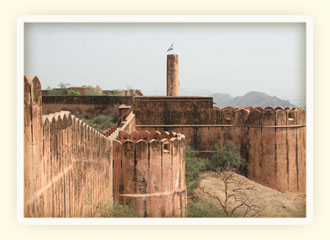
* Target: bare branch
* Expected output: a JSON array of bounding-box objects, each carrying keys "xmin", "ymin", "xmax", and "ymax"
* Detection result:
[{"xmin": 200, "ymin": 171, "xmax": 264, "ymax": 217}]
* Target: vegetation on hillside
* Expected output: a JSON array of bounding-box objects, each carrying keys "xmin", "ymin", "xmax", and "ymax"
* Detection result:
[
  {"xmin": 185, "ymin": 142, "xmax": 247, "ymax": 217},
  {"xmin": 102, "ymin": 90, "xmax": 121, "ymax": 96},
  {"xmin": 208, "ymin": 143, "xmax": 246, "ymax": 173},
  {"xmin": 93, "ymin": 202, "xmax": 136, "ymax": 217},
  {"xmin": 67, "ymin": 89, "xmax": 81, "ymax": 96},
  {"xmin": 46, "ymin": 83, "xmax": 122, "ymax": 96},
  {"xmin": 87, "ymin": 90, "xmax": 121, "ymax": 96},
  {"xmin": 187, "ymin": 198, "xmax": 229, "ymax": 217},
  {"xmin": 79, "ymin": 113, "xmax": 118, "ymax": 133},
  {"xmin": 46, "ymin": 83, "xmax": 82, "ymax": 96}
]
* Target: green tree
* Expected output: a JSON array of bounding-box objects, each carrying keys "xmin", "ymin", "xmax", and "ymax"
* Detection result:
[
  {"xmin": 185, "ymin": 143, "xmax": 208, "ymax": 195},
  {"xmin": 46, "ymin": 87, "xmax": 62, "ymax": 96},
  {"xmin": 67, "ymin": 89, "xmax": 81, "ymax": 96},
  {"xmin": 208, "ymin": 143, "xmax": 246, "ymax": 173}
]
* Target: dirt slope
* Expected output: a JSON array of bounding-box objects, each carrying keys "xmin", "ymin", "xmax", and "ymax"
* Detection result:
[{"xmin": 195, "ymin": 172, "xmax": 306, "ymax": 217}]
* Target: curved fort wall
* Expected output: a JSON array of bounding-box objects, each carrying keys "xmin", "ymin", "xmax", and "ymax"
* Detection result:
[
  {"xmin": 113, "ymin": 130, "xmax": 187, "ymax": 217},
  {"xmin": 134, "ymin": 97, "xmax": 306, "ymax": 194},
  {"xmin": 24, "ymin": 75, "xmax": 112, "ymax": 217}
]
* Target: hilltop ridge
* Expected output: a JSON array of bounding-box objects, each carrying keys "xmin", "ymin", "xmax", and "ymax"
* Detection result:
[{"xmin": 211, "ymin": 91, "xmax": 296, "ymax": 108}]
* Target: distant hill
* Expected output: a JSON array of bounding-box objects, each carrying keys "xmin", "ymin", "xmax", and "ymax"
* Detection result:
[
  {"xmin": 180, "ymin": 88, "xmax": 214, "ymax": 96},
  {"xmin": 211, "ymin": 91, "xmax": 296, "ymax": 108}
]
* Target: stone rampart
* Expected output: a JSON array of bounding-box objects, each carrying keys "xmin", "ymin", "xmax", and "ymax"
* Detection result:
[
  {"xmin": 113, "ymin": 130, "xmax": 187, "ymax": 217},
  {"xmin": 42, "ymin": 95, "xmax": 133, "ymax": 117},
  {"xmin": 24, "ymin": 75, "xmax": 113, "ymax": 217},
  {"xmin": 133, "ymin": 96, "xmax": 214, "ymax": 125},
  {"xmin": 135, "ymin": 99, "xmax": 306, "ymax": 194}
]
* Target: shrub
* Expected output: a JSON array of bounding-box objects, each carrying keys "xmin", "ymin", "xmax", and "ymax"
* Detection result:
[
  {"xmin": 46, "ymin": 86, "xmax": 63, "ymax": 96},
  {"xmin": 67, "ymin": 89, "xmax": 81, "ymax": 96},
  {"xmin": 80, "ymin": 114, "xmax": 116, "ymax": 133},
  {"xmin": 209, "ymin": 143, "xmax": 246, "ymax": 173},
  {"xmin": 87, "ymin": 90, "xmax": 101, "ymax": 96},
  {"xmin": 102, "ymin": 90, "xmax": 121, "ymax": 96},
  {"xmin": 48, "ymin": 89, "xmax": 63, "ymax": 96},
  {"xmin": 95, "ymin": 202, "xmax": 136, "ymax": 217},
  {"xmin": 187, "ymin": 198, "xmax": 227, "ymax": 217},
  {"xmin": 185, "ymin": 143, "xmax": 241, "ymax": 218},
  {"xmin": 185, "ymin": 143, "xmax": 207, "ymax": 195}
]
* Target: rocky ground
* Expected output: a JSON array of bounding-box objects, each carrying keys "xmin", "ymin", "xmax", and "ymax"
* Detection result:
[{"xmin": 194, "ymin": 172, "xmax": 306, "ymax": 217}]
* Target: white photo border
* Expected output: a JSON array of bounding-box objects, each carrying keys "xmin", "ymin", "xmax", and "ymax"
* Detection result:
[{"xmin": 17, "ymin": 15, "xmax": 314, "ymax": 225}]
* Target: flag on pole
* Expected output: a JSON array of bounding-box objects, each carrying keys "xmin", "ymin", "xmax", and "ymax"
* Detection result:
[{"xmin": 167, "ymin": 43, "xmax": 174, "ymax": 52}]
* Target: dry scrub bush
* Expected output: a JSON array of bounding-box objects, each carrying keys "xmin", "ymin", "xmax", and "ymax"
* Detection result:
[
  {"xmin": 93, "ymin": 201, "xmax": 136, "ymax": 217},
  {"xmin": 200, "ymin": 171, "xmax": 264, "ymax": 217}
]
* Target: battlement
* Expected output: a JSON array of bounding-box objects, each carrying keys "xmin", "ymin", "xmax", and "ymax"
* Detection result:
[
  {"xmin": 24, "ymin": 75, "xmax": 112, "ymax": 217},
  {"xmin": 136, "ymin": 105, "xmax": 306, "ymax": 194},
  {"xmin": 113, "ymin": 130, "xmax": 187, "ymax": 217},
  {"xmin": 24, "ymin": 74, "xmax": 306, "ymax": 218},
  {"xmin": 134, "ymin": 102, "xmax": 305, "ymax": 126},
  {"xmin": 212, "ymin": 106, "xmax": 305, "ymax": 126},
  {"xmin": 118, "ymin": 130, "xmax": 184, "ymax": 143}
]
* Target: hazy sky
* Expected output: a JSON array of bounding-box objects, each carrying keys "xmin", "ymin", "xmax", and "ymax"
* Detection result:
[{"xmin": 25, "ymin": 23, "xmax": 306, "ymax": 106}]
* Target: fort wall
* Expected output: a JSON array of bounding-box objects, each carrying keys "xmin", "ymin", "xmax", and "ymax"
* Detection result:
[
  {"xmin": 32, "ymin": 80, "xmax": 305, "ymax": 210},
  {"xmin": 133, "ymin": 96, "xmax": 214, "ymax": 126},
  {"xmin": 134, "ymin": 97, "xmax": 306, "ymax": 194},
  {"xmin": 24, "ymin": 75, "xmax": 113, "ymax": 217},
  {"xmin": 42, "ymin": 95, "xmax": 133, "ymax": 117},
  {"xmin": 113, "ymin": 130, "xmax": 187, "ymax": 217}
]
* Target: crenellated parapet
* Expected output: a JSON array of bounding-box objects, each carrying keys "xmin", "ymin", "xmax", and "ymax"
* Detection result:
[
  {"xmin": 133, "ymin": 98, "xmax": 305, "ymax": 126},
  {"xmin": 24, "ymin": 75, "xmax": 113, "ymax": 218},
  {"xmin": 136, "ymin": 104, "xmax": 306, "ymax": 194},
  {"xmin": 113, "ymin": 130, "xmax": 187, "ymax": 217},
  {"xmin": 211, "ymin": 106, "xmax": 305, "ymax": 126}
]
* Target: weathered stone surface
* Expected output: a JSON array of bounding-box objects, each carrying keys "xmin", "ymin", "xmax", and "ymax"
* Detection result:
[
  {"xmin": 275, "ymin": 109, "xmax": 288, "ymax": 192},
  {"xmin": 122, "ymin": 140, "xmax": 135, "ymax": 208},
  {"xmin": 247, "ymin": 109, "xmax": 262, "ymax": 183},
  {"xmin": 149, "ymin": 140, "xmax": 163, "ymax": 217},
  {"xmin": 296, "ymin": 109, "xmax": 306, "ymax": 193},
  {"xmin": 136, "ymin": 101, "xmax": 306, "ymax": 194},
  {"xmin": 172, "ymin": 138, "xmax": 181, "ymax": 217},
  {"xmin": 135, "ymin": 140, "xmax": 149, "ymax": 217},
  {"xmin": 287, "ymin": 110, "xmax": 298, "ymax": 193},
  {"xmin": 162, "ymin": 139, "xmax": 174, "ymax": 217},
  {"xmin": 25, "ymin": 74, "xmax": 306, "ymax": 220},
  {"xmin": 112, "ymin": 131, "xmax": 187, "ymax": 217},
  {"xmin": 262, "ymin": 109, "xmax": 276, "ymax": 188},
  {"xmin": 42, "ymin": 95, "xmax": 133, "ymax": 117},
  {"xmin": 113, "ymin": 140, "xmax": 122, "ymax": 202},
  {"xmin": 24, "ymin": 75, "xmax": 113, "ymax": 218}
]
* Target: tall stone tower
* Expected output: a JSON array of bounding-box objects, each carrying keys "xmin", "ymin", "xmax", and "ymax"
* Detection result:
[{"xmin": 167, "ymin": 54, "xmax": 179, "ymax": 96}]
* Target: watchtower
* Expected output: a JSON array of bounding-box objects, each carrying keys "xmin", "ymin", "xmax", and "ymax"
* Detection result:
[{"xmin": 167, "ymin": 54, "xmax": 179, "ymax": 96}]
